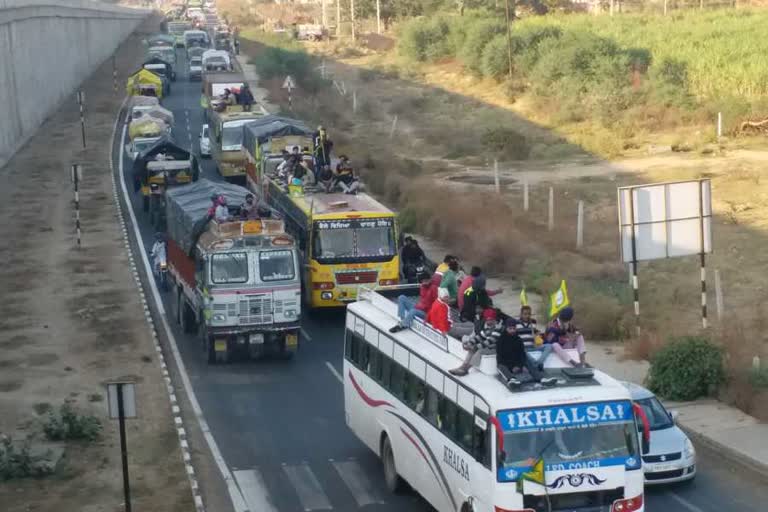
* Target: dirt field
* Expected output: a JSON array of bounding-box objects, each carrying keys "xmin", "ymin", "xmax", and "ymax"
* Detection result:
[
  {"xmin": 236, "ymin": 30, "xmax": 768, "ymax": 418},
  {"xmin": 0, "ymin": 15, "xmax": 194, "ymax": 512}
]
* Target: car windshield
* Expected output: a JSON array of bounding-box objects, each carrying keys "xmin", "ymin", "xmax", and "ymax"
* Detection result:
[
  {"xmin": 210, "ymin": 252, "xmax": 248, "ymax": 284},
  {"xmin": 496, "ymin": 401, "xmax": 640, "ymax": 483},
  {"xmin": 312, "ymin": 218, "xmax": 396, "ymax": 264},
  {"xmin": 259, "ymin": 250, "xmax": 295, "ymax": 282},
  {"xmin": 221, "ymin": 124, "xmax": 245, "ymax": 150},
  {"xmin": 135, "ymin": 140, "xmax": 155, "ymax": 152},
  {"xmin": 191, "ymin": 59, "xmax": 202, "ymax": 66},
  {"xmin": 634, "ymin": 397, "xmax": 673, "ymax": 431}
]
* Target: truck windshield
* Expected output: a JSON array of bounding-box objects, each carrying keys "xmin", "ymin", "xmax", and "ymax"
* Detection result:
[
  {"xmin": 221, "ymin": 122, "xmax": 249, "ymax": 151},
  {"xmin": 496, "ymin": 401, "xmax": 640, "ymax": 483},
  {"xmin": 259, "ymin": 250, "xmax": 295, "ymax": 282},
  {"xmin": 210, "ymin": 252, "xmax": 248, "ymax": 284},
  {"xmin": 312, "ymin": 218, "xmax": 396, "ymax": 264}
]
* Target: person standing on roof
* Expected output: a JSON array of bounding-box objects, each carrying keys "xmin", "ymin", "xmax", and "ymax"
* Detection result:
[
  {"xmin": 239, "ymin": 84, "xmax": 254, "ymax": 111},
  {"xmin": 450, "ymin": 308, "xmax": 503, "ymax": 376},
  {"xmin": 458, "ymin": 266, "xmax": 503, "ymax": 312},
  {"xmin": 314, "ymin": 125, "xmax": 333, "ymax": 171},
  {"xmin": 439, "ymin": 259, "xmax": 460, "ymax": 305}
]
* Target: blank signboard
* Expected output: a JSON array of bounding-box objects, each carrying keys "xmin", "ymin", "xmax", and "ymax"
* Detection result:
[{"xmin": 618, "ymin": 179, "xmax": 712, "ymax": 263}]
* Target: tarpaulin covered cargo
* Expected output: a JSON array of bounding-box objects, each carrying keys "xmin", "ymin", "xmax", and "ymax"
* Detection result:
[
  {"xmin": 242, "ymin": 116, "xmax": 313, "ymax": 159},
  {"xmin": 165, "ymin": 179, "xmax": 250, "ymax": 255},
  {"xmin": 133, "ymin": 138, "xmax": 197, "ymax": 188},
  {"xmin": 128, "ymin": 115, "xmax": 169, "ymax": 139}
]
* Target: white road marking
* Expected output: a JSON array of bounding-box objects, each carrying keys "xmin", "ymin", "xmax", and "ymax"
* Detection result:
[
  {"xmin": 325, "ymin": 361, "xmax": 343, "ymax": 384},
  {"xmin": 331, "ymin": 459, "xmax": 385, "ymax": 507},
  {"xmin": 282, "ymin": 463, "xmax": 333, "ymax": 511},
  {"xmin": 300, "ymin": 327, "xmax": 312, "ymax": 341},
  {"xmin": 116, "ymin": 120, "xmax": 249, "ymax": 512},
  {"xmin": 233, "ymin": 469, "xmax": 279, "ymax": 512},
  {"xmin": 668, "ymin": 492, "xmax": 707, "ymax": 512}
]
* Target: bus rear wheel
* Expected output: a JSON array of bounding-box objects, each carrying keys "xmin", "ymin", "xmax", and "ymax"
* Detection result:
[{"xmin": 381, "ymin": 436, "xmax": 405, "ymax": 494}]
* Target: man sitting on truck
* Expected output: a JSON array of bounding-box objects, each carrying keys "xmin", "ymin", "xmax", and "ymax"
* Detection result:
[
  {"xmin": 239, "ymin": 84, "xmax": 255, "ymax": 111},
  {"xmin": 214, "ymin": 195, "xmax": 232, "ymax": 223}
]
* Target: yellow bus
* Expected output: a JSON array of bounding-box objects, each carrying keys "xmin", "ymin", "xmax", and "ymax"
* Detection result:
[{"xmin": 241, "ymin": 118, "xmax": 400, "ymax": 307}]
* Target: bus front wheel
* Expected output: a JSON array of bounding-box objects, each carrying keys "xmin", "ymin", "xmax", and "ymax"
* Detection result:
[{"xmin": 381, "ymin": 435, "xmax": 405, "ymax": 494}]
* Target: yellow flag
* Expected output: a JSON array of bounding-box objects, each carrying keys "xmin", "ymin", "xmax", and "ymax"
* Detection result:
[
  {"xmin": 524, "ymin": 457, "xmax": 546, "ymax": 486},
  {"xmin": 520, "ymin": 288, "xmax": 528, "ymax": 307},
  {"xmin": 548, "ymin": 280, "xmax": 570, "ymax": 318}
]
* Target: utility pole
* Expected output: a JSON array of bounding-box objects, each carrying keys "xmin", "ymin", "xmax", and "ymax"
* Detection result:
[
  {"xmin": 336, "ymin": 0, "xmax": 341, "ymax": 37},
  {"xmin": 504, "ymin": 0, "xmax": 513, "ymax": 78},
  {"xmin": 376, "ymin": 0, "xmax": 381, "ymax": 34},
  {"xmin": 322, "ymin": 0, "xmax": 327, "ymax": 29},
  {"xmin": 350, "ymin": 0, "xmax": 356, "ymax": 42}
]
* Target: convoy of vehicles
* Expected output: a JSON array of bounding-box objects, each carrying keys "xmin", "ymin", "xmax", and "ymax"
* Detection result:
[
  {"xmin": 167, "ymin": 21, "xmax": 190, "ymax": 47},
  {"xmin": 184, "ymin": 29, "xmax": 210, "ymax": 50},
  {"xmin": 147, "ymin": 45, "xmax": 177, "ymax": 69},
  {"xmin": 165, "ymin": 179, "xmax": 301, "ymax": 363},
  {"xmin": 345, "ymin": 287, "xmax": 650, "ymax": 512}
]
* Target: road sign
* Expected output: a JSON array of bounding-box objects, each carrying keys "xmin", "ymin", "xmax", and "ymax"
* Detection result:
[
  {"xmin": 282, "ymin": 75, "xmax": 296, "ymax": 91},
  {"xmin": 107, "ymin": 381, "xmax": 137, "ymax": 419}
]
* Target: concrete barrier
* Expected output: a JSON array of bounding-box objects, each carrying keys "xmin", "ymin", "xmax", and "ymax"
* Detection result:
[{"xmin": 0, "ymin": 0, "xmax": 149, "ymax": 169}]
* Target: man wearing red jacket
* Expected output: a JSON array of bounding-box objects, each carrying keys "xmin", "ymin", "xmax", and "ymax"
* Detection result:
[
  {"xmin": 426, "ymin": 287, "xmax": 453, "ymax": 334},
  {"xmin": 390, "ymin": 273, "xmax": 437, "ymax": 333}
]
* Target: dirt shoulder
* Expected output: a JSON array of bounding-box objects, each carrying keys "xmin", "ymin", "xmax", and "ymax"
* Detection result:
[{"xmin": 0, "ymin": 15, "xmax": 194, "ymax": 512}]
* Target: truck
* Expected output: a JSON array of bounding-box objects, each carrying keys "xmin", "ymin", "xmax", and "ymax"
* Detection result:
[
  {"xmin": 209, "ymin": 106, "xmax": 265, "ymax": 181},
  {"xmin": 200, "ymin": 71, "xmax": 244, "ymax": 113},
  {"xmin": 165, "ymin": 179, "xmax": 302, "ymax": 363}
]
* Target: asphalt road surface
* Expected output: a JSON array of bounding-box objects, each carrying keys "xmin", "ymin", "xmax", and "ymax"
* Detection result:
[{"xmin": 112, "ymin": 49, "xmax": 768, "ymax": 512}]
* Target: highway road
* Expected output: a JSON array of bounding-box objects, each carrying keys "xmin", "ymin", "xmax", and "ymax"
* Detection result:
[{"xmin": 112, "ymin": 48, "xmax": 768, "ymax": 512}]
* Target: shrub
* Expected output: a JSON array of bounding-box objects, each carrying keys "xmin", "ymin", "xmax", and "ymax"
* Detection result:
[
  {"xmin": 0, "ymin": 436, "xmax": 52, "ymax": 481},
  {"xmin": 481, "ymin": 34, "xmax": 510, "ymax": 80},
  {"xmin": 397, "ymin": 16, "xmax": 453, "ymax": 62},
  {"xmin": 648, "ymin": 336, "xmax": 725, "ymax": 401},
  {"xmin": 43, "ymin": 402, "xmax": 102, "ymax": 442},
  {"xmin": 749, "ymin": 366, "xmax": 768, "ymax": 389},
  {"xmin": 481, "ymin": 127, "xmax": 529, "ymax": 160},
  {"xmin": 458, "ymin": 18, "xmax": 506, "ymax": 74}
]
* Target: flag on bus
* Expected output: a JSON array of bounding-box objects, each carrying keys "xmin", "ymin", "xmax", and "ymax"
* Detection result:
[
  {"xmin": 520, "ymin": 288, "xmax": 528, "ymax": 307},
  {"xmin": 548, "ymin": 280, "xmax": 570, "ymax": 319},
  {"xmin": 517, "ymin": 457, "xmax": 546, "ymax": 492}
]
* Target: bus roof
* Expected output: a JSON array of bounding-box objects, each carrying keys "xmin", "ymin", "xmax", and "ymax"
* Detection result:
[
  {"xmin": 288, "ymin": 189, "xmax": 395, "ymax": 219},
  {"xmin": 348, "ymin": 288, "xmax": 632, "ymax": 413}
]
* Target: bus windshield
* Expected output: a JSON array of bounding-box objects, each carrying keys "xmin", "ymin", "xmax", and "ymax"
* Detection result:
[
  {"xmin": 221, "ymin": 122, "xmax": 248, "ymax": 151},
  {"xmin": 496, "ymin": 401, "xmax": 640, "ymax": 483},
  {"xmin": 312, "ymin": 218, "xmax": 396, "ymax": 264}
]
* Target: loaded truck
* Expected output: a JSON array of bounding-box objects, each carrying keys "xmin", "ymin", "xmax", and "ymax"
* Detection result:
[{"xmin": 165, "ymin": 179, "xmax": 301, "ymax": 363}]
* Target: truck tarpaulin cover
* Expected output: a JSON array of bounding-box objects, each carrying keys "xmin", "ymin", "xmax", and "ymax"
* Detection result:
[
  {"xmin": 242, "ymin": 116, "xmax": 313, "ymax": 157},
  {"xmin": 165, "ymin": 179, "xmax": 250, "ymax": 255},
  {"xmin": 132, "ymin": 138, "xmax": 197, "ymax": 185}
]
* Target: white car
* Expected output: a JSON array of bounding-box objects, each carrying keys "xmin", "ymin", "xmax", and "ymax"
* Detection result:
[
  {"xmin": 199, "ymin": 124, "xmax": 210, "ymax": 157},
  {"xmin": 624, "ymin": 382, "xmax": 697, "ymax": 485}
]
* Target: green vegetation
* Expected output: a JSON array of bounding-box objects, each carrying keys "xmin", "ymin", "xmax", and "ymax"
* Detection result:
[
  {"xmin": 397, "ymin": 9, "xmax": 768, "ymax": 135},
  {"xmin": 648, "ymin": 336, "xmax": 725, "ymax": 401},
  {"xmin": 43, "ymin": 402, "xmax": 102, "ymax": 442},
  {"xmin": 0, "ymin": 437, "xmax": 53, "ymax": 481}
]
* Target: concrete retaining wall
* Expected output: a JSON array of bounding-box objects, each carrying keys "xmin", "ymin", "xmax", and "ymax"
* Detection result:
[{"xmin": 0, "ymin": 1, "xmax": 148, "ymax": 169}]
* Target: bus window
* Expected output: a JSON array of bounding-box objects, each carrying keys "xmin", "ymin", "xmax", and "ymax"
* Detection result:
[
  {"xmin": 344, "ymin": 330, "xmax": 352, "ymax": 359},
  {"xmin": 380, "ymin": 356, "xmax": 392, "ymax": 388},
  {"xmin": 368, "ymin": 347, "xmax": 381, "ymax": 378},
  {"xmin": 472, "ymin": 421, "xmax": 491, "ymax": 468},
  {"xmin": 390, "ymin": 363, "xmax": 406, "ymax": 400},
  {"xmin": 350, "ymin": 335, "xmax": 362, "ymax": 366},
  {"xmin": 424, "ymin": 387, "xmax": 440, "ymax": 426},
  {"xmin": 407, "ymin": 377, "xmax": 426, "ymax": 413},
  {"xmin": 439, "ymin": 398, "xmax": 458, "ymax": 439},
  {"xmin": 457, "ymin": 409, "xmax": 474, "ymax": 452},
  {"xmin": 359, "ymin": 342, "xmax": 371, "ymax": 371}
]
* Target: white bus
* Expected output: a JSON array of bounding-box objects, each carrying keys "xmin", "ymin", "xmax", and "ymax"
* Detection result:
[{"xmin": 343, "ymin": 287, "xmax": 650, "ymax": 512}]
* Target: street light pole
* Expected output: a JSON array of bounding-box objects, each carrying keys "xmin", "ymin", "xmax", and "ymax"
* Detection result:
[{"xmin": 504, "ymin": 0, "xmax": 513, "ymax": 78}]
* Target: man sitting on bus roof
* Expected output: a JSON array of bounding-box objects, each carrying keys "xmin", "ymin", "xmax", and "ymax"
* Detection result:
[
  {"xmin": 458, "ymin": 267, "xmax": 503, "ymax": 313},
  {"xmin": 426, "ymin": 287, "xmax": 452, "ymax": 334},
  {"xmin": 542, "ymin": 306, "xmax": 587, "ymax": 368},
  {"xmin": 450, "ymin": 308, "xmax": 502, "ymax": 376},
  {"xmin": 439, "ymin": 259, "xmax": 460, "ymax": 305},
  {"xmin": 497, "ymin": 318, "xmax": 556, "ymax": 388},
  {"xmin": 389, "ymin": 272, "xmax": 436, "ymax": 333},
  {"xmin": 333, "ymin": 155, "xmax": 360, "ymax": 195}
]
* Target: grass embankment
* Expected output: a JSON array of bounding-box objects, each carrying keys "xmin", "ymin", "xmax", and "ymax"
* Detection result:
[
  {"xmin": 395, "ymin": 8, "xmax": 768, "ymax": 156},
  {"xmin": 233, "ymin": 16, "xmax": 768, "ymax": 417}
]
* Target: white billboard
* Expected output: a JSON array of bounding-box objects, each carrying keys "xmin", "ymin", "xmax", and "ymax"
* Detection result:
[{"xmin": 618, "ymin": 179, "xmax": 712, "ymax": 263}]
